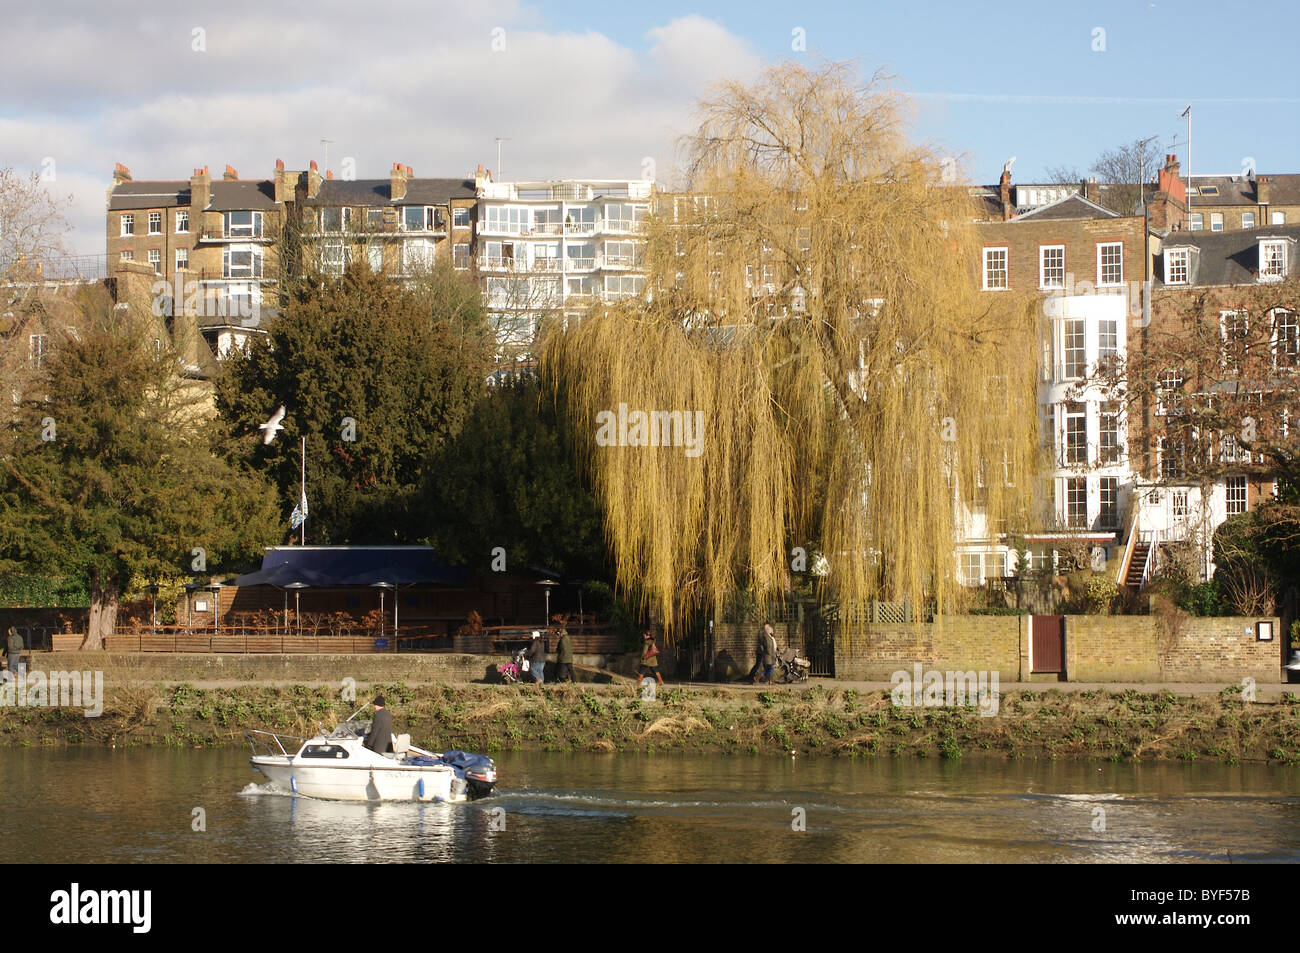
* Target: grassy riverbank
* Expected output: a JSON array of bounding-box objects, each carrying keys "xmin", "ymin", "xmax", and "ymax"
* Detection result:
[{"xmin": 3, "ymin": 680, "xmax": 1300, "ymax": 764}]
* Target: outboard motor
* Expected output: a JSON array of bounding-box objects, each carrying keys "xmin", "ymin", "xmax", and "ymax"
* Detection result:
[{"xmin": 439, "ymin": 750, "xmax": 498, "ymax": 799}]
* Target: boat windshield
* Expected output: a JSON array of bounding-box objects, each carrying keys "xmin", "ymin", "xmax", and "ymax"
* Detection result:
[{"xmin": 326, "ymin": 719, "xmax": 367, "ymax": 740}]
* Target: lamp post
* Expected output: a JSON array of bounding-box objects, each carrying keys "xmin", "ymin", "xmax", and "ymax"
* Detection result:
[
  {"xmin": 285, "ymin": 582, "xmax": 309, "ymax": 637},
  {"xmin": 147, "ymin": 583, "xmax": 160, "ymax": 634},
  {"xmin": 207, "ymin": 583, "xmax": 222, "ymax": 637},
  {"xmin": 369, "ymin": 582, "xmax": 394, "ymax": 638},
  {"xmin": 184, "ymin": 584, "xmax": 198, "ymax": 632},
  {"xmin": 537, "ymin": 578, "xmax": 560, "ymax": 629}
]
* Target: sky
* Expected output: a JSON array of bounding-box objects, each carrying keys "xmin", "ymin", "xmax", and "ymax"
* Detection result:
[{"xmin": 3, "ymin": 0, "xmax": 1298, "ymax": 258}]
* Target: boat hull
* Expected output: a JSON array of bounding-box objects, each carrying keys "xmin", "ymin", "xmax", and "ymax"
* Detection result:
[{"xmin": 252, "ymin": 756, "xmax": 472, "ymax": 803}]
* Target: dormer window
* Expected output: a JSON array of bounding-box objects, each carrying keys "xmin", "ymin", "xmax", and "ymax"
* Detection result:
[
  {"xmin": 1165, "ymin": 248, "xmax": 1190, "ymax": 284},
  {"xmin": 1260, "ymin": 240, "xmax": 1287, "ymax": 281}
]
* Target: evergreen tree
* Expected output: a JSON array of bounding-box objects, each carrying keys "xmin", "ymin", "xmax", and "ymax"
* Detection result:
[
  {"xmin": 0, "ymin": 287, "xmax": 280, "ymax": 646},
  {"xmin": 215, "ymin": 261, "xmax": 492, "ymax": 543},
  {"xmin": 421, "ymin": 375, "xmax": 606, "ymax": 579}
]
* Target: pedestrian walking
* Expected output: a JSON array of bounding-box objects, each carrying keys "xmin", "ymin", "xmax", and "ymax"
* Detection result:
[
  {"xmin": 554, "ymin": 627, "xmax": 575, "ymax": 683},
  {"xmin": 5, "ymin": 627, "xmax": 24, "ymax": 681},
  {"xmin": 637, "ymin": 629, "xmax": 664, "ymax": 690},
  {"xmin": 526, "ymin": 630, "xmax": 547, "ymax": 685}
]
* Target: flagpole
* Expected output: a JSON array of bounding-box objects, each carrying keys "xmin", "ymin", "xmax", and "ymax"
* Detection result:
[{"xmin": 300, "ymin": 436, "xmax": 306, "ymax": 546}]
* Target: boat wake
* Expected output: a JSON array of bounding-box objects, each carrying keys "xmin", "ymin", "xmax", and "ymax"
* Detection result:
[{"xmin": 238, "ymin": 781, "xmax": 294, "ymax": 797}]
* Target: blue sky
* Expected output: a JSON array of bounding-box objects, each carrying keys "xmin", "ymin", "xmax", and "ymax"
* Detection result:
[
  {"xmin": 2, "ymin": 0, "xmax": 1297, "ymax": 257},
  {"xmin": 534, "ymin": 0, "xmax": 1300, "ymax": 181}
]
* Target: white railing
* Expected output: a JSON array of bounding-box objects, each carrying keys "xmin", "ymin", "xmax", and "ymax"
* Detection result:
[
  {"xmin": 1116, "ymin": 513, "xmax": 1138, "ymax": 586},
  {"xmin": 565, "ymin": 257, "xmax": 596, "ymax": 270},
  {"xmin": 601, "ymin": 220, "xmax": 647, "ymax": 235},
  {"xmin": 479, "ymin": 256, "xmax": 526, "ymax": 272},
  {"xmin": 477, "ymin": 221, "xmax": 530, "ymax": 237}
]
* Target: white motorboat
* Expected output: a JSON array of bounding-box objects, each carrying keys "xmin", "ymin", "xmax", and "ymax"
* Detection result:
[{"xmin": 246, "ymin": 712, "xmax": 497, "ymax": 803}]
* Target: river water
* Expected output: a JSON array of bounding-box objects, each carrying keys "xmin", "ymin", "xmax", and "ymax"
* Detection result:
[{"xmin": 3, "ymin": 748, "xmax": 1298, "ymax": 863}]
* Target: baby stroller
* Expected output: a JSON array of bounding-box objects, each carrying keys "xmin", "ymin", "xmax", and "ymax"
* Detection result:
[
  {"xmin": 498, "ymin": 647, "xmax": 528, "ymax": 684},
  {"xmin": 777, "ymin": 646, "xmax": 812, "ymax": 683}
]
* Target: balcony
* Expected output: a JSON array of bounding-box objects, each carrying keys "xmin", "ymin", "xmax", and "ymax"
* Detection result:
[
  {"xmin": 478, "ymin": 256, "xmax": 527, "ymax": 272},
  {"xmin": 196, "ymin": 267, "xmax": 269, "ymax": 283},
  {"xmin": 200, "ymin": 226, "xmax": 270, "ymax": 243},
  {"xmin": 565, "ymin": 257, "xmax": 596, "ymax": 271},
  {"xmin": 396, "ymin": 224, "xmax": 447, "ymax": 237},
  {"xmin": 563, "ymin": 220, "xmax": 599, "ymax": 237},
  {"xmin": 602, "ymin": 254, "xmax": 643, "ymax": 270},
  {"xmin": 601, "ymin": 220, "xmax": 646, "ymax": 236},
  {"xmin": 477, "ymin": 221, "xmax": 530, "ymax": 238}
]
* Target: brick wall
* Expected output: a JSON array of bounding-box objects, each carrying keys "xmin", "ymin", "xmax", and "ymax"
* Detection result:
[
  {"xmin": 835, "ymin": 616, "xmax": 1022, "ymax": 681},
  {"xmin": 976, "ymin": 216, "xmax": 1147, "ymax": 294},
  {"xmin": 708, "ymin": 621, "xmax": 796, "ymax": 679},
  {"xmin": 833, "ymin": 614, "xmax": 1281, "ymax": 683}
]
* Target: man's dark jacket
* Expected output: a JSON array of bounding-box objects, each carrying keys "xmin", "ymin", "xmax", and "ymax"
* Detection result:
[{"xmin": 364, "ymin": 707, "xmax": 393, "ymax": 752}]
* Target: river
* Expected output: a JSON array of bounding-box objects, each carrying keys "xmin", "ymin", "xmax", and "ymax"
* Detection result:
[{"xmin": 3, "ymin": 748, "xmax": 1298, "ymax": 863}]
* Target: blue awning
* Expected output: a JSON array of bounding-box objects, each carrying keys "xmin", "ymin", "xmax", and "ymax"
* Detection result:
[{"xmin": 230, "ymin": 547, "xmax": 470, "ymax": 588}]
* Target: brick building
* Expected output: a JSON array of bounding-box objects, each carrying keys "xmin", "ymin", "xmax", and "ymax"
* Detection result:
[
  {"xmin": 106, "ymin": 161, "xmax": 295, "ymax": 357},
  {"xmin": 1183, "ymin": 172, "xmax": 1300, "ymax": 233},
  {"xmin": 963, "ymin": 186, "xmax": 1150, "ymax": 585},
  {"xmin": 297, "ymin": 162, "xmax": 477, "ymax": 277},
  {"xmin": 1131, "ymin": 222, "xmax": 1300, "ymax": 580}
]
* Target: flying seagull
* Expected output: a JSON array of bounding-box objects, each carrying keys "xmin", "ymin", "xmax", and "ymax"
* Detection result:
[{"xmin": 259, "ymin": 405, "xmax": 286, "ymax": 445}]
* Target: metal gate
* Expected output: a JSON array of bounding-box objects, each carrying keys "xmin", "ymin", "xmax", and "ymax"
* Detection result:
[
  {"xmin": 1031, "ymin": 615, "xmax": 1065, "ymax": 674},
  {"xmin": 804, "ymin": 603, "xmax": 836, "ymax": 677}
]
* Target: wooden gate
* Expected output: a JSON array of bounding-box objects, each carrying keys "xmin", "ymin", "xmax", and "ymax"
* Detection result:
[{"xmin": 1031, "ymin": 615, "xmax": 1065, "ymax": 674}]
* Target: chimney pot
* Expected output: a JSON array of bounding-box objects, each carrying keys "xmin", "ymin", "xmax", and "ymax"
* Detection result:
[
  {"xmin": 224, "ymin": 164, "xmax": 238, "ymax": 180},
  {"xmin": 276, "ymin": 158, "xmax": 284, "ymax": 170},
  {"xmin": 326, "ymin": 170, "xmax": 333, "ymax": 179},
  {"xmin": 310, "ymin": 160, "xmax": 318, "ymax": 171}
]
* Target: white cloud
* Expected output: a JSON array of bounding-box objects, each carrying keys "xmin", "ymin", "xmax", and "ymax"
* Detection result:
[{"xmin": 0, "ymin": 5, "xmax": 758, "ymax": 255}]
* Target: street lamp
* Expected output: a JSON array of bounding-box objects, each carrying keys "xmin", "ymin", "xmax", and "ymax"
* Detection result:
[
  {"xmin": 207, "ymin": 583, "xmax": 222, "ymax": 636},
  {"xmin": 184, "ymin": 583, "xmax": 199, "ymax": 632},
  {"xmin": 536, "ymin": 578, "xmax": 560, "ymax": 628},
  {"xmin": 147, "ymin": 583, "xmax": 160, "ymax": 634},
  {"xmin": 285, "ymin": 582, "xmax": 309, "ymax": 636},
  {"xmin": 369, "ymin": 582, "xmax": 394, "ymax": 638}
]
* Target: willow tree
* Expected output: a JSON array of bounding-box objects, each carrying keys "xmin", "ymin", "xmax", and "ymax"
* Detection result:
[{"xmin": 541, "ymin": 62, "xmax": 1039, "ymax": 635}]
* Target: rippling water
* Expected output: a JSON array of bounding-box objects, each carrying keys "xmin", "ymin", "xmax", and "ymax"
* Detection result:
[{"xmin": 3, "ymin": 748, "xmax": 1298, "ymax": 863}]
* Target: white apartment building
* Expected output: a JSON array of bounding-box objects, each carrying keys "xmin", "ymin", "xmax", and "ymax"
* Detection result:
[{"xmin": 472, "ymin": 171, "xmax": 653, "ymax": 357}]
